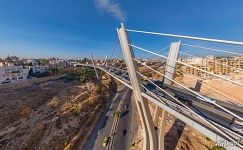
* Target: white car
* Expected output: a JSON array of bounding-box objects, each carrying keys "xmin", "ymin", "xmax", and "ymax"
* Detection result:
[
  {"xmin": 233, "ymin": 117, "xmax": 243, "ymax": 126},
  {"xmin": 230, "ymin": 124, "xmax": 243, "ymax": 135}
]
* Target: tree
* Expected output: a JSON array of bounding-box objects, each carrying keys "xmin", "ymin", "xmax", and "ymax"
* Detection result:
[
  {"xmin": 28, "ymin": 62, "xmax": 33, "ymax": 66},
  {"xmin": 79, "ymin": 67, "xmax": 96, "ymax": 82},
  {"xmin": 40, "ymin": 59, "xmax": 49, "ymax": 66},
  {"xmin": 79, "ymin": 75, "xmax": 86, "ymax": 82}
]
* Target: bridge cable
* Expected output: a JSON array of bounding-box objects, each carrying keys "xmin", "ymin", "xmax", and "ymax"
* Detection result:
[
  {"xmin": 145, "ymin": 45, "xmax": 170, "ymax": 59},
  {"xmin": 182, "ymin": 43, "xmax": 243, "ymax": 56},
  {"xmin": 179, "ymin": 51, "xmax": 241, "ymax": 70},
  {"xmin": 88, "ymin": 64, "xmax": 243, "ymax": 147},
  {"xmin": 134, "ymin": 60, "xmax": 243, "ymax": 148},
  {"xmin": 130, "ymin": 44, "xmax": 243, "ymax": 87},
  {"xmin": 133, "ymin": 58, "xmax": 243, "ymax": 122},
  {"xmin": 138, "ymin": 73, "xmax": 243, "ymax": 140},
  {"xmin": 176, "ymin": 63, "xmax": 243, "ymax": 106},
  {"xmin": 125, "ymin": 28, "xmax": 243, "ymax": 46},
  {"xmin": 110, "ymin": 38, "xmax": 119, "ymax": 60},
  {"xmin": 103, "ymin": 65, "xmax": 243, "ymax": 139}
]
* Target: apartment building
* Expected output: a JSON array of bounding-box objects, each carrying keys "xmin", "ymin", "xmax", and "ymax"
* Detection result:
[
  {"xmin": 0, "ymin": 61, "xmax": 29, "ymax": 83},
  {"xmin": 181, "ymin": 57, "xmax": 208, "ymax": 76},
  {"xmin": 180, "ymin": 56, "xmax": 243, "ymax": 76}
]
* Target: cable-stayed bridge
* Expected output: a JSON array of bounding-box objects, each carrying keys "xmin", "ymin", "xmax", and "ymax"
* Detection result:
[{"xmin": 81, "ymin": 24, "xmax": 243, "ymax": 150}]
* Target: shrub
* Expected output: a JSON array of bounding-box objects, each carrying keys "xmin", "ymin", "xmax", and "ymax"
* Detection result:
[
  {"xmin": 65, "ymin": 73, "xmax": 76, "ymax": 81},
  {"xmin": 206, "ymin": 137, "xmax": 211, "ymax": 141},
  {"xmin": 70, "ymin": 105, "xmax": 81, "ymax": 116},
  {"xmin": 20, "ymin": 106, "xmax": 32, "ymax": 118},
  {"xmin": 49, "ymin": 96, "xmax": 60, "ymax": 107},
  {"xmin": 211, "ymin": 146, "xmax": 226, "ymax": 150}
]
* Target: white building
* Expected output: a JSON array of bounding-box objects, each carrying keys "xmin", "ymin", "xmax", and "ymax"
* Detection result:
[
  {"xmin": 25, "ymin": 59, "xmax": 39, "ymax": 66},
  {"xmin": 0, "ymin": 61, "xmax": 29, "ymax": 83},
  {"xmin": 182, "ymin": 57, "xmax": 207, "ymax": 66},
  {"xmin": 28, "ymin": 65, "xmax": 49, "ymax": 74},
  {"xmin": 49, "ymin": 59, "xmax": 68, "ymax": 68}
]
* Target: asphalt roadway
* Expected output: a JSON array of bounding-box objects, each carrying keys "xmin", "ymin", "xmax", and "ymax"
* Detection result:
[{"xmin": 84, "ymin": 85, "xmax": 133, "ymax": 150}]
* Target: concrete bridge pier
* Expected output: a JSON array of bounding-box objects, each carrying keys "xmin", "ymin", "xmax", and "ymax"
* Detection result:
[
  {"xmin": 154, "ymin": 41, "xmax": 181, "ymax": 150},
  {"xmin": 117, "ymin": 23, "xmax": 157, "ymax": 150}
]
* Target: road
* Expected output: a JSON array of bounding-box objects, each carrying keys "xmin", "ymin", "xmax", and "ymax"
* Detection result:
[
  {"xmin": 144, "ymin": 82, "xmax": 243, "ymax": 135},
  {"xmin": 112, "ymin": 89, "xmax": 133, "ymax": 150},
  {"xmin": 167, "ymin": 86, "xmax": 243, "ymax": 125},
  {"xmin": 167, "ymin": 85, "xmax": 243, "ymax": 115},
  {"xmin": 84, "ymin": 85, "xmax": 133, "ymax": 150}
]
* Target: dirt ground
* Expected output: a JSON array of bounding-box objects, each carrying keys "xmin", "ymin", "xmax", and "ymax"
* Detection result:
[
  {"xmin": 130, "ymin": 64, "xmax": 242, "ymax": 150},
  {"xmin": 0, "ymin": 74, "xmax": 114, "ymax": 150},
  {"xmin": 131, "ymin": 103, "xmax": 215, "ymax": 150},
  {"xmin": 176, "ymin": 74, "xmax": 243, "ymax": 104},
  {"xmin": 130, "ymin": 66, "xmax": 217, "ymax": 150}
]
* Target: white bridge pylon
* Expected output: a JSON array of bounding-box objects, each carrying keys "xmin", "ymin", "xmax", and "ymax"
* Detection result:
[
  {"xmin": 116, "ymin": 23, "xmax": 243, "ymax": 150},
  {"xmin": 84, "ymin": 23, "xmax": 243, "ymax": 150},
  {"xmin": 117, "ymin": 23, "xmax": 157, "ymax": 150},
  {"xmin": 118, "ymin": 23, "xmax": 196, "ymax": 150}
]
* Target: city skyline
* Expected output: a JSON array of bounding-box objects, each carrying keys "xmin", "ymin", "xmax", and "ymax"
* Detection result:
[{"xmin": 1, "ymin": 0, "xmax": 243, "ymax": 59}]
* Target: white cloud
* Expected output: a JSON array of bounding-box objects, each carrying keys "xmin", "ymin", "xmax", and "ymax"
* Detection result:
[{"xmin": 94, "ymin": 0, "xmax": 126, "ymax": 21}]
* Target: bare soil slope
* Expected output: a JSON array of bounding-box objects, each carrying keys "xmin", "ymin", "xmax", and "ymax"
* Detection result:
[{"xmin": 0, "ymin": 74, "xmax": 114, "ymax": 150}]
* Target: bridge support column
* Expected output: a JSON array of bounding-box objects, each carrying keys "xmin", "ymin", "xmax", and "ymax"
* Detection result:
[
  {"xmin": 153, "ymin": 105, "xmax": 161, "ymax": 128},
  {"xmin": 117, "ymin": 23, "xmax": 157, "ymax": 150},
  {"xmin": 164, "ymin": 41, "xmax": 181, "ymax": 85},
  {"xmin": 90, "ymin": 54, "xmax": 100, "ymax": 80},
  {"xmin": 156, "ymin": 41, "xmax": 181, "ymax": 150},
  {"xmin": 159, "ymin": 110, "xmax": 168, "ymax": 150},
  {"xmin": 104, "ymin": 55, "xmax": 108, "ymax": 67}
]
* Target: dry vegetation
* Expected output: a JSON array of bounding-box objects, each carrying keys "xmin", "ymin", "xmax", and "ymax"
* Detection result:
[{"xmin": 0, "ymin": 71, "xmax": 115, "ymax": 150}]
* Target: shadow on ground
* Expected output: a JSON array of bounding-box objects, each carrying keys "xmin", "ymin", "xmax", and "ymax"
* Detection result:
[{"xmin": 165, "ymin": 118, "xmax": 186, "ymax": 150}]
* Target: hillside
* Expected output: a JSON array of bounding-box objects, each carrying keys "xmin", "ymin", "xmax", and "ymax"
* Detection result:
[{"xmin": 0, "ymin": 69, "xmax": 115, "ymax": 150}]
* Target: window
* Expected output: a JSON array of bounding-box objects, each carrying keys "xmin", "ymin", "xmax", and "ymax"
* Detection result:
[{"xmin": 18, "ymin": 76, "xmax": 23, "ymax": 80}]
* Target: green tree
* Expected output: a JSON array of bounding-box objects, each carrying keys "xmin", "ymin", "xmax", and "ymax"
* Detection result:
[
  {"xmin": 40, "ymin": 59, "xmax": 49, "ymax": 66},
  {"xmin": 79, "ymin": 67, "xmax": 95, "ymax": 82},
  {"xmin": 28, "ymin": 62, "xmax": 33, "ymax": 66}
]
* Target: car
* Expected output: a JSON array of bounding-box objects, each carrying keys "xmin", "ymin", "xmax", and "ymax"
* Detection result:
[
  {"xmin": 1, "ymin": 80, "xmax": 11, "ymax": 84},
  {"xmin": 177, "ymin": 95, "xmax": 192, "ymax": 105},
  {"xmin": 230, "ymin": 124, "xmax": 243, "ymax": 135},
  {"xmin": 112, "ymin": 111, "xmax": 121, "ymax": 117},
  {"xmin": 121, "ymin": 129, "xmax": 127, "ymax": 135},
  {"xmin": 156, "ymin": 92, "xmax": 165, "ymax": 98},
  {"xmin": 184, "ymin": 99, "xmax": 192, "ymax": 105},
  {"xmin": 232, "ymin": 117, "xmax": 243, "ymax": 126},
  {"xmin": 103, "ymin": 137, "xmax": 109, "ymax": 147}
]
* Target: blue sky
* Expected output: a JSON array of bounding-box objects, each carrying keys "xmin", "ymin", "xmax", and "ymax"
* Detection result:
[{"xmin": 0, "ymin": 0, "xmax": 243, "ymax": 59}]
